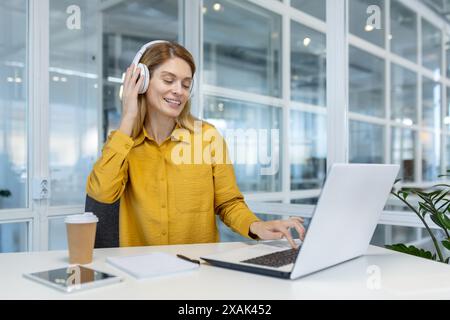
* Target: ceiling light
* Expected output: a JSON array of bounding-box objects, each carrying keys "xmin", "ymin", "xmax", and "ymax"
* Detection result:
[
  {"xmin": 213, "ymin": 3, "xmax": 221, "ymax": 11},
  {"xmin": 108, "ymin": 76, "xmax": 123, "ymax": 84},
  {"xmin": 365, "ymin": 25, "xmax": 374, "ymax": 32},
  {"xmin": 444, "ymin": 116, "xmax": 450, "ymax": 125},
  {"xmin": 303, "ymin": 37, "xmax": 311, "ymax": 47},
  {"xmin": 402, "ymin": 118, "xmax": 413, "ymax": 126}
]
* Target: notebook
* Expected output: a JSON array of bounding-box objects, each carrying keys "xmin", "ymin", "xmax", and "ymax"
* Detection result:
[{"xmin": 106, "ymin": 252, "xmax": 199, "ymax": 279}]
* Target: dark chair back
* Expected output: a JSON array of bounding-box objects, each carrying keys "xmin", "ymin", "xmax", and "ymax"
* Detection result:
[{"xmin": 85, "ymin": 195, "xmax": 120, "ymax": 248}]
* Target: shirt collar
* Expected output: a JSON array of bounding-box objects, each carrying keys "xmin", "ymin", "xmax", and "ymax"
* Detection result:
[{"xmin": 134, "ymin": 123, "xmax": 191, "ymax": 146}]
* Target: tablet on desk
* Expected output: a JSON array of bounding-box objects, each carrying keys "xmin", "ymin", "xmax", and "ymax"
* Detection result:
[{"xmin": 23, "ymin": 265, "xmax": 122, "ymax": 293}]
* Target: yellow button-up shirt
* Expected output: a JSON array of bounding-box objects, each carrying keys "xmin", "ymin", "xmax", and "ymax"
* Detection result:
[{"xmin": 86, "ymin": 121, "xmax": 260, "ymax": 247}]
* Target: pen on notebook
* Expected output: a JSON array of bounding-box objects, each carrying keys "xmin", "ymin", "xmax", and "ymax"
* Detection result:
[{"xmin": 176, "ymin": 254, "xmax": 200, "ymax": 265}]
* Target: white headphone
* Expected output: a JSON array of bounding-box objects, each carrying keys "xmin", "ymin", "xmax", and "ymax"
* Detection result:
[
  {"xmin": 132, "ymin": 40, "xmax": 169, "ymax": 94},
  {"xmin": 131, "ymin": 40, "xmax": 195, "ymax": 98}
]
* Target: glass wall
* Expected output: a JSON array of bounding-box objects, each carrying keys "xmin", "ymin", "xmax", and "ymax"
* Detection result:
[
  {"xmin": 349, "ymin": 121, "xmax": 385, "ymax": 163},
  {"xmin": 348, "ymin": 0, "xmax": 386, "ymax": 174},
  {"xmin": 391, "ymin": 127, "xmax": 416, "ymax": 181},
  {"xmin": 391, "ymin": 64, "xmax": 417, "ymax": 125},
  {"xmin": 390, "ymin": 1, "xmax": 417, "ymax": 63},
  {"xmin": 203, "ymin": 0, "xmax": 281, "ymax": 97},
  {"xmin": 447, "ymin": 136, "xmax": 450, "ymax": 171},
  {"xmin": 203, "ymin": 0, "xmax": 284, "ymax": 194},
  {"xmin": 422, "ymin": 131, "xmax": 440, "ymax": 182},
  {"xmin": 0, "ymin": 0, "xmax": 27, "ymax": 210},
  {"xmin": 422, "ymin": 78, "xmax": 440, "ymax": 129},
  {"xmin": 447, "ymin": 87, "xmax": 450, "ymax": 131},
  {"xmin": 290, "ymin": 111, "xmax": 326, "ymax": 190},
  {"xmin": 0, "ymin": 222, "xmax": 28, "ymax": 253},
  {"xmin": 290, "ymin": 8, "xmax": 327, "ymax": 192},
  {"xmin": 203, "ymin": 96, "xmax": 282, "ymax": 192},
  {"xmin": 422, "ymin": 19, "xmax": 442, "ymax": 75},
  {"xmin": 291, "ymin": 21, "xmax": 326, "ymax": 106},
  {"xmin": 349, "ymin": 0, "xmax": 385, "ymax": 47},
  {"xmin": 48, "ymin": 216, "xmax": 68, "ymax": 250},
  {"xmin": 49, "ymin": 0, "xmax": 99, "ymax": 206},
  {"xmin": 203, "ymin": 0, "xmax": 326, "ymax": 241},
  {"xmin": 349, "ymin": 46, "xmax": 385, "ymax": 117},
  {"xmin": 348, "ymin": 0, "xmax": 448, "ymax": 247},
  {"xmin": 290, "ymin": 0, "xmax": 325, "ymax": 21},
  {"xmin": 349, "ymin": 0, "xmax": 447, "ymax": 183}
]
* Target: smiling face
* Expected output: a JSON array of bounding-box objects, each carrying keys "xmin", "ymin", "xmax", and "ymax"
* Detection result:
[{"xmin": 145, "ymin": 57, "xmax": 193, "ymax": 119}]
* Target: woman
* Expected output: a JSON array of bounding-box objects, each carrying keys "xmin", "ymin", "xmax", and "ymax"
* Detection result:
[{"xmin": 86, "ymin": 40, "xmax": 305, "ymax": 249}]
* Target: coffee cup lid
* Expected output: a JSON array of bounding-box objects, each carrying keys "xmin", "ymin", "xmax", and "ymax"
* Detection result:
[{"xmin": 65, "ymin": 212, "xmax": 98, "ymax": 224}]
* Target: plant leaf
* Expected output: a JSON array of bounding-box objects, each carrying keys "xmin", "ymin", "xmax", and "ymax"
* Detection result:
[
  {"xmin": 416, "ymin": 192, "xmax": 434, "ymax": 205},
  {"xmin": 419, "ymin": 202, "xmax": 436, "ymax": 218},
  {"xmin": 442, "ymin": 240, "xmax": 450, "ymax": 251},
  {"xmin": 430, "ymin": 214, "xmax": 446, "ymax": 229},
  {"xmin": 385, "ymin": 244, "xmax": 435, "ymax": 260},
  {"xmin": 430, "ymin": 190, "xmax": 443, "ymax": 201},
  {"xmin": 433, "ymin": 190, "xmax": 449, "ymax": 205},
  {"xmin": 437, "ymin": 199, "xmax": 450, "ymax": 212},
  {"xmin": 420, "ymin": 201, "xmax": 437, "ymax": 215},
  {"xmin": 437, "ymin": 213, "xmax": 450, "ymax": 230},
  {"xmin": 399, "ymin": 191, "xmax": 409, "ymax": 200}
]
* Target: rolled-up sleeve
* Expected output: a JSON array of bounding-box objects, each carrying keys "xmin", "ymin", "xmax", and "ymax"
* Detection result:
[{"xmin": 86, "ymin": 130, "xmax": 133, "ymax": 204}]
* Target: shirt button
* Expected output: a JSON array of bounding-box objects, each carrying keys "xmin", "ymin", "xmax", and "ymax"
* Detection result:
[
  {"xmin": 162, "ymin": 231, "xmax": 167, "ymax": 236},
  {"xmin": 161, "ymin": 203, "xmax": 166, "ymax": 208}
]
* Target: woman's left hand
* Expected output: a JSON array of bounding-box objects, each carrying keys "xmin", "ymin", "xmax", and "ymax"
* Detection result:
[{"xmin": 249, "ymin": 217, "xmax": 306, "ymax": 249}]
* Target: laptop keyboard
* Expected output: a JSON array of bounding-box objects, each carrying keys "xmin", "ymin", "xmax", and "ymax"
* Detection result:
[{"xmin": 241, "ymin": 248, "xmax": 300, "ymax": 268}]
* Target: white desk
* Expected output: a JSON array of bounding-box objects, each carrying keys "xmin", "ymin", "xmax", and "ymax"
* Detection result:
[{"xmin": 2, "ymin": 242, "xmax": 450, "ymax": 299}]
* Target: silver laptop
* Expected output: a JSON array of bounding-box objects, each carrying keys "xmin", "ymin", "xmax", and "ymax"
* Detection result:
[{"xmin": 201, "ymin": 163, "xmax": 400, "ymax": 280}]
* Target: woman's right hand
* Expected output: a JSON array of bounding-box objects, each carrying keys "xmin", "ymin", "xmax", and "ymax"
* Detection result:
[
  {"xmin": 122, "ymin": 64, "xmax": 144, "ymax": 120},
  {"xmin": 119, "ymin": 64, "xmax": 145, "ymax": 136}
]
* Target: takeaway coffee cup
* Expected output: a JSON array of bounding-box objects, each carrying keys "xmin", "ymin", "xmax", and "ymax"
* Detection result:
[{"xmin": 65, "ymin": 212, "xmax": 98, "ymax": 265}]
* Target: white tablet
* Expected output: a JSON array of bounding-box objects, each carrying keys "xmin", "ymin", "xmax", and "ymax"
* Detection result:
[{"xmin": 23, "ymin": 265, "xmax": 122, "ymax": 293}]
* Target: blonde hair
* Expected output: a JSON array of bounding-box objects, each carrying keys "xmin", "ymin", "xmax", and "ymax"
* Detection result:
[{"xmin": 131, "ymin": 41, "xmax": 198, "ymax": 139}]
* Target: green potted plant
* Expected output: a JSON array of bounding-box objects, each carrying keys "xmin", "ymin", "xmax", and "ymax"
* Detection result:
[{"xmin": 387, "ymin": 170, "xmax": 450, "ymax": 263}]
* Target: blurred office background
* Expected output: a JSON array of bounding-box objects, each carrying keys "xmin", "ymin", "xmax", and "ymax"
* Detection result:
[{"xmin": 0, "ymin": 0, "xmax": 449, "ymax": 252}]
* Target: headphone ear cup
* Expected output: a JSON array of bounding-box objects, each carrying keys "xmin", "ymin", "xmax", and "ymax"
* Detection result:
[{"xmin": 137, "ymin": 63, "xmax": 149, "ymax": 94}]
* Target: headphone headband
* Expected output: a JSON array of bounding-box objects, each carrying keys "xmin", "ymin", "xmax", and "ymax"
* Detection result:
[{"xmin": 131, "ymin": 40, "xmax": 170, "ymax": 66}]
